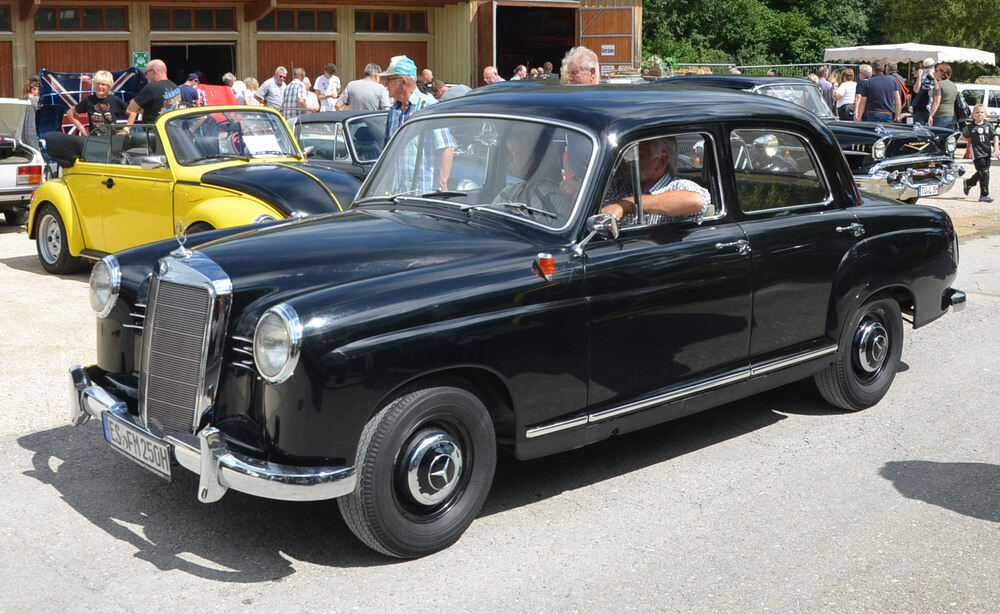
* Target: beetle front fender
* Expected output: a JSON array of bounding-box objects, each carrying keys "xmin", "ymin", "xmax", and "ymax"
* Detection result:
[{"xmin": 180, "ymin": 196, "xmax": 286, "ymax": 230}]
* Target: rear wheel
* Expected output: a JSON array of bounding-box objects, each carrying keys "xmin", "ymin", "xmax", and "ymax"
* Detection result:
[
  {"xmin": 35, "ymin": 204, "xmax": 83, "ymax": 274},
  {"xmin": 2, "ymin": 208, "xmax": 28, "ymax": 226},
  {"xmin": 186, "ymin": 222, "xmax": 215, "ymax": 233},
  {"xmin": 815, "ymin": 297, "xmax": 903, "ymax": 411},
  {"xmin": 339, "ymin": 386, "xmax": 497, "ymax": 558}
]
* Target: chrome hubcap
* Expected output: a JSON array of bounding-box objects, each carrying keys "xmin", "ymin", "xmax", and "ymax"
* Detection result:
[
  {"xmin": 855, "ymin": 320, "xmax": 889, "ymax": 374},
  {"xmin": 40, "ymin": 215, "xmax": 61, "ymax": 263},
  {"xmin": 401, "ymin": 429, "xmax": 464, "ymax": 506}
]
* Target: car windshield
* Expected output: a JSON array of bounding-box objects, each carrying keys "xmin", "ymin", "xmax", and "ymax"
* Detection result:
[
  {"xmin": 756, "ymin": 83, "xmax": 836, "ymax": 119},
  {"xmin": 165, "ymin": 109, "xmax": 298, "ymax": 165},
  {"xmin": 357, "ymin": 116, "xmax": 594, "ymax": 231}
]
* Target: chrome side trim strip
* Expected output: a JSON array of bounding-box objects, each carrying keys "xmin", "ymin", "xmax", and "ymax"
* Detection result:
[
  {"xmin": 526, "ymin": 344, "xmax": 839, "ymax": 439},
  {"xmin": 750, "ymin": 345, "xmax": 838, "ymax": 377}
]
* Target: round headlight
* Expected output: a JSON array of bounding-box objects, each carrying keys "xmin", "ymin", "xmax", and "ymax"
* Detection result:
[
  {"xmin": 872, "ymin": 139, "xmax": 887, "ymax": 160},
  {"xmin": 945, "ymin": 135, "xmax": 957, "ymax": 153},
  {"xmin": 253, "ymin": 303, "xmax": 302, "ymax": 384},
  {"xmin": 755, "ymin": 134, "xmax": 780, "ymax": 158},
  {"xmin": 89, "ymin": 256, "xmax": 121, "ymax": 318}
]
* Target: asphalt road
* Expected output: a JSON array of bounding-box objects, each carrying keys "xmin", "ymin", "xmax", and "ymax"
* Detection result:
[{"xmin": 1, "ymin": 176, "xmax": 998, "ymax": 612}]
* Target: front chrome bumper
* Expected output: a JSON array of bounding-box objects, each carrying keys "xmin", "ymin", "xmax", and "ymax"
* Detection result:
[
  {"xmin": 854, "ymin": 159, "xmax": 965, "ymax": 200},
  {"xmin": 69, "ymin": 365, "xmax": 356, "ymax": 503}
]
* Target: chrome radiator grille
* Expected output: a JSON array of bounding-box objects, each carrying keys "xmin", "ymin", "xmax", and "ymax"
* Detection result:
[{"xmin": 139, "ymin": 252, "xmax": 233, "ymax": 434}]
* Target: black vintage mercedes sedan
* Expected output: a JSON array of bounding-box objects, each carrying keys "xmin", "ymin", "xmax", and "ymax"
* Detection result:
[
  {"xmin": 659, "ymin": 75, "xmax": 963, "ymax": 203},
  {"xmin": 69, "ymin": 85, "xmax": 965, "ymax": 558}
]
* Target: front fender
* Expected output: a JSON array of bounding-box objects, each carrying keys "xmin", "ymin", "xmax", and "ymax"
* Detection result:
[
  {"xmin": 181, "ymin": 195, "xmax": 287, "ymax": 229},
  {"xmin": 28, "ymin": 180, "xmax": 87, "ymax": 258}
]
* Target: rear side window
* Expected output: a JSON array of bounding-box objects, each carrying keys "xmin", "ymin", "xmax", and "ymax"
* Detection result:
[{"xmin": 730, "ymin": 129, "xmax": 829, "ymax": 212}]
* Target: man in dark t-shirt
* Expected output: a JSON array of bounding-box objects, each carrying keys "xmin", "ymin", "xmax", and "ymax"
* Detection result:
[
  {"xmin": 854, "ymin": 61, "xmax": 901, "ymax": 123},
  {"xmin": 125, "ymin": 59, "xmax": 181, "ymax": 127}
]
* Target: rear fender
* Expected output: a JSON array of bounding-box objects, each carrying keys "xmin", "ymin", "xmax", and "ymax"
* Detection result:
[{"xmin": 28, "ymin": 181, "xmax": 88, "ymax": 257}]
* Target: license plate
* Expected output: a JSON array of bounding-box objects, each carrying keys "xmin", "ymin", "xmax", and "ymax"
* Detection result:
[
  {"xmin": 102, "ymin": 412, "xmax": 172, "ymax": 480},
  {"xmin": 918, "ymin": 184, "xmax": 939, "ymax": 196}
]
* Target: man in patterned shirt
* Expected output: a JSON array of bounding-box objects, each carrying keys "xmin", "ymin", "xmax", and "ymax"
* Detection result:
[
  {"xmin": 600, "ymin": 137, "xmax": 709, "ymax": 225},
  {"xmin": 381, "ymin": 55, "xmax": 455, "ymax": 193},
  {"xmin": 280, "ymin": 67, "xmax": 309, "ymax": 119}
]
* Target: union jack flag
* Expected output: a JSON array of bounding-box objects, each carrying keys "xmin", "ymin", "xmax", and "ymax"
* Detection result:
[{"xmin": 37, "ymin": 67, "xmax": 147, "ymax": 135}]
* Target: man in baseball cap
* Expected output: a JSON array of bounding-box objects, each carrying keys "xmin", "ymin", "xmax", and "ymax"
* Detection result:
[{"xmin": 380, "ymin": 54, "xmax": 455, "ymax": 192}]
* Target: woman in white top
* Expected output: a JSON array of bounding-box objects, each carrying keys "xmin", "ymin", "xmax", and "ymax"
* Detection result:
[{"xmin": 832, "ymin": 67, "xmax": 857, "ymax": 121}]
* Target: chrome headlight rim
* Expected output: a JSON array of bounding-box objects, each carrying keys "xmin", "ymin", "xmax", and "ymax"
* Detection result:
[
  {"xmin": 945, "ymin": 134, "xmax": 957, "ymax": 154},
  {"xmin": 254, "ymin": 214, "xmax": 277, "ymax": 224},
  {"xmin": 872, "ymin": 138, "xmax": 887, "ymax": 161},
  {"xmin": 89, "ymin": 255, "xmax": 121, "ymax": 318},
  {"xmin": 253, "ymin": 303, "xmax": 303, "ymax": 384}
]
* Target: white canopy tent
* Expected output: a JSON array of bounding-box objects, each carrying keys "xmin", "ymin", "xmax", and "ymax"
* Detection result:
[{"xmin": 823, "ymin": 43, "xmax": 996, "ymax": 66}]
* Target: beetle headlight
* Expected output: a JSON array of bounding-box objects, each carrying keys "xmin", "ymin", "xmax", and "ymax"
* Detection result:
[
  {"xmin": 754, "ymin": 134, "xmax": 780, "ymax": 158},
  {"xmin": 872, "ymin": 139, "xmax": 887, "ymax": 160},
  {"xmin": 945, "ymin": 135, "xmax": 957, "ymax": 153},
  {"xmin": 89, "ymin": 256, "xmax": 121, "ymax": 318},
  {"xmin": 254, "ymin": 214, "xmax": 277, "ymax": 224},
  {"xmin": 253, "ymin": 303, "xmax": 302, "ymax": 384}
]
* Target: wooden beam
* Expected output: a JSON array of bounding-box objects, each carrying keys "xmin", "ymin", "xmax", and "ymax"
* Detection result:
[
  {"xmin": 20, "ymin": 0, "xmax": 41, "ymax": 21},
  {"xmin": 245, "ymin": 0, "xmax": 278, "ymax": 23}
]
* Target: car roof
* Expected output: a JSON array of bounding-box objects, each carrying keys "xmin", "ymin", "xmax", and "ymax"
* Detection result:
[
  {"xmin": 657, "ymin": 75, "xmax": 815, "ymax": 90},
  {"xmin": 414, "ymin": 82, "xmax": 826, "ymax": 140},
  {"xmin": 294, "ymin": 110, "xmax": 387, "ymax": 124}
]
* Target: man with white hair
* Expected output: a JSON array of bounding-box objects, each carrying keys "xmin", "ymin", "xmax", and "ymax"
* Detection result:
[
  {"xmin": 380, "ymin": 55, "xmax": 455, "ymax": 191},
  {"xmin": 336, "ymin": 63, "xmax": 390, "ymax": 111},
  {"xmin": 482, "ymin": 66, "xmax": 504, "ymax": 85},
  {"xmin": 255, "ymin": 66, "xmax": 288, "ymax": 109},
  {"xmin": 600, "ymin": 137, "xmax": 710, "ymax": 226},
  {"xmin": 561, "ymin": 46, "xmax": 600, "ymax": 84},
  {"xmin": 222, "ymin": 72, "xmax": 248, "ymax": 104}
]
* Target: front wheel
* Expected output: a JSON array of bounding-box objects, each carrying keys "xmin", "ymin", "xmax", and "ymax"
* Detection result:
[
  {"xmin": 339, "ymin": 386, "xmax": 497, "ymax": 558},
  {"xmin": 902, "ymin": 197, "xmax": 919, "ymax": 204},
  {"xmin": 815, "ymin": 297, "xmax": 903, "ymax": 411},
  {"xmin": 35, "ymin": 204, "xmax": 83, "ymax": 274}
]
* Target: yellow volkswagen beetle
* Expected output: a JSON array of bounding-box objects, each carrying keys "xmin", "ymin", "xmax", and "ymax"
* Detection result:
[{"xmin": 28, "ymin": 105, "xmax": 360, "ymax": 274}]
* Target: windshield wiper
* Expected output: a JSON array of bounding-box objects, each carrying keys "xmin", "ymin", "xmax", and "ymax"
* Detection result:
[
  {"xmin": 461, "ymin": 201, "xmax": 557, "ymax": 219},
  {"xmin": 420, "ymin": 190, "xmax": 467, "ymax": 199},
  {"xmin": 353, "ymin": 189, "xmax": 459, "ymax": 206},
  {"xmin": 250, "ymin": 150, "xmax": 293, "ymax": 157}
]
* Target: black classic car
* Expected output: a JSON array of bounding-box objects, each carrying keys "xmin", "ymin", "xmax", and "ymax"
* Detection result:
[
  {"xmin": 290, "ymin": 110, "xmax": 387, "ymax": 180},
  {"xmin": 660, "ymin": 75, "xmax": 963, "ymax": 203},
  {"xmin": 69, "ymin": 85, "xmax": 965, "ymax": 558}
]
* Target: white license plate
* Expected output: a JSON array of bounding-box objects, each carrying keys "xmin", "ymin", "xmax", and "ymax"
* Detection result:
[
  {"xmin": 102, "ymin": 412, "xmax": 172, "ymax": 480},
  {"xmin": 918, "ymin": 184, "xmax": 939, "ymax": 196}
]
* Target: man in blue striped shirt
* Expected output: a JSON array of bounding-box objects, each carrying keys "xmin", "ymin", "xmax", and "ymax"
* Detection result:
[{"xmin": 382, "ymin": 55, "xmax": 455, "ymax": 193}]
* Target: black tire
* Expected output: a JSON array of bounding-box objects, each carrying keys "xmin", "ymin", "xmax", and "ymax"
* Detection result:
[
  {"xmin": 186, "ymin": 222, "xmax": 215, "ymax": 233},
  {"xmin": 815, "ymin": 297, "xmax": 903, "ymax": 411},
  {"xmin": 338, "ymin": 386, "xmax": 497, "ymax": 558},
  {"xmin": 2, "ymin": 208, "xmax": 28, "ymax": 226},
  {"xmin": 902, "ymin": 197, "xmax": 919, "ymax": 204},
  {"xmin": 35, "ymin": 204, "xmax": 83, "ymax": 274}
]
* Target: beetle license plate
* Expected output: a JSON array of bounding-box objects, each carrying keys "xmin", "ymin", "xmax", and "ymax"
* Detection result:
[
  {"xmin": 918, "ymin": 184, "xmax": 939, "ymax": 196},
  {"xmin": 102, "ymin": 412, "xmax": 172, "ymax": 480}
]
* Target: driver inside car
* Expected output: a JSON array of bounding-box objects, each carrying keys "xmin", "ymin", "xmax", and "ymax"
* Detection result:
[
  {"xmin": 601, "ymin": 137, "xmax": 710, "ymax": 226},
  {"xmin": 492, "ymin": 125, "xmax": 572, "ymax": 217}
]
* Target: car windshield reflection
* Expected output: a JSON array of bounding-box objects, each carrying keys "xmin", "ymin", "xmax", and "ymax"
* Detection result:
[
  {"xmin": 757, "ymin": 84, "xmax": 836, "ymax": 119},
  {"xmin": 165, "ymin": 110, "xmax": 299, "ymax": 166},
  {"xmin": 358, "ymin": 117, "xmax": 594, "ymax": 230}
]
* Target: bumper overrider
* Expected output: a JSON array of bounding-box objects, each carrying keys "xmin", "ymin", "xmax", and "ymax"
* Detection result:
[
  {"xmin": 69, "ymin": 364, "xmax": 356, "ymax": 503},
  {"xmin": 854, "ymin": 157, "xmax": 965, "ymax": 200}
]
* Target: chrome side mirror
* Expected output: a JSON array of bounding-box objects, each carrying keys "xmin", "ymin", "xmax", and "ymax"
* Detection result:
[
  {"xmin": 302, "ymin": 145, "xmax": 316, "ymax": 158},
  {"xmin": 573, "ymin": 213, "xmax": 620, "ymax": 257},
  {"xmin": 140, "ymin": 155, "xmax": 167, "ymax": 170}
]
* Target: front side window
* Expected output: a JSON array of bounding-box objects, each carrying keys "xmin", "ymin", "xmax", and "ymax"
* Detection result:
[
  {"xmin": 297, "ymin": 122, "xmax": 348, "ymax": 162},
  {"xmin": 730, "ymin": 128, "xmax": 829, "ymax": 212},
  {"xmin": 165, "ymin": 110, "xmax": 298, "ymax": 165},
  {"xmin": 358, "ymin": 117, "xmax": 594, "ymax": 231},
  {"xmin": 346, "ymin": 115, "xmax": 387, "ymax": 162},
  {"xmin": 599, "ymin": 133, "xmax": 717, "ymax": 227}
]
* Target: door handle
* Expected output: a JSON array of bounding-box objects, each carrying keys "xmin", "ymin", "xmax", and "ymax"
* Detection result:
[
  {"xmin": 101, "ymin": 178, "xmax": 115, "ymax": 189},
  {"xmin": 715, "ymin": 239, "xmax": 751, "ymax": 255},
  {"xmin": 836, "ymin": 222, "xmax": 865, "ymax": 237}
]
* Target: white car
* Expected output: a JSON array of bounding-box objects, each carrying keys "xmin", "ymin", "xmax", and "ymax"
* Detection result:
[
  {"xmin": 955, "ymin": 82, "xmax": 1000, "ymax": 124},
  {"xmin": 0, "ymin": 98, "xmax": 46, "ymax": 226}
]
